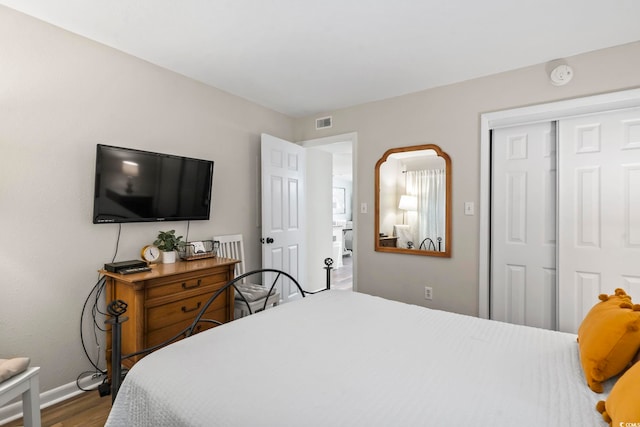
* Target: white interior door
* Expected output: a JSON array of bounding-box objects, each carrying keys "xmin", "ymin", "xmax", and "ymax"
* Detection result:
[
  {"xmin": 491, "ymin": 122, "xmax": 557, "ymax": 329},
  {"xmin": 261, "ymin": 133, "xmax": 306, "ymax": 303},
  {"xmin": 558, "ymin": 108, "xmax": 640, "ymax": 332}
]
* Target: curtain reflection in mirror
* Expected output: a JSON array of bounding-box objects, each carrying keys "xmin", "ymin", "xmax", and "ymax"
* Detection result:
[{"xmin": 405, "ymin": 169, "xmax": 446, "ymax": 251}]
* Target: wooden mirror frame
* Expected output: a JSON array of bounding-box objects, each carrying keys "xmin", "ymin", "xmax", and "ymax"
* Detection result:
[{"xmin": 375, "ymin": 144, "xmax": 452, "ymax": 257}]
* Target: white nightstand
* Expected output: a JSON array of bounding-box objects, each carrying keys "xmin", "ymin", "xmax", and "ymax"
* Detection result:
[{"xmin": 0, "ymin": 367, "xmax": 41, "ymax": 427}]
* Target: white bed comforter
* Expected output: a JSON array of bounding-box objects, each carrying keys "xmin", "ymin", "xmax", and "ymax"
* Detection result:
[{"xmin": 106, "ymin": 290, "xmax": 610, "ymax": 427}]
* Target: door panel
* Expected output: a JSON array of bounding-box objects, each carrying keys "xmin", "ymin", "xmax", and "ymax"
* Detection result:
[
  {"xmin": 261, "ymin": 134, "xmax": 306, "ymax": 303},
  {"xmin": 491, "ymin": 122, "xmax": 557, "ymax": 329},
  {"xmin": 558, "ymin": 108, "xmax": 640, "ymax": 332}
]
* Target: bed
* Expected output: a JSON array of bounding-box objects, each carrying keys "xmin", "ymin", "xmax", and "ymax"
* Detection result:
[{"xmin": 105, "ymin": 289, "xmax": 614, "ymax": 427}]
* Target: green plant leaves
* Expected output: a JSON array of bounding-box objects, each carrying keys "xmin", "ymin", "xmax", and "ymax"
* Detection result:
[{"xmin": 153, "ymin": 229, "xmax": 184, "ymax": 251}]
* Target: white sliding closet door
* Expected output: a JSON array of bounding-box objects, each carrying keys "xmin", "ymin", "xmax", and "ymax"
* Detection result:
[
  {"xmin": 558, "ymin": 108, "xmax": 640, "ymax": 333},
  {"xmin": 491, "ymin": 122, "xmax": 557, "ymax": 329}
]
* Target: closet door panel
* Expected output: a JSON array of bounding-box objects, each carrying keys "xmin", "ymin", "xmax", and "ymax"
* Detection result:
[
  {"xmin": 491, "ymin": 122, "xmax": 557, "ymax": 330},
  {"xmin": 558, "ymin": 107, "xmax": 640, "ymax": 333}
]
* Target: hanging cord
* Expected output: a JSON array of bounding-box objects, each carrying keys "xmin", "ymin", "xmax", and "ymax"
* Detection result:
[
  {"xmin": 80, "ymin": 276, "xmax": 107, "ymax": 369},
  {"xmin": 92, "ymin": 275, "xmax": 108, "ymax": 329},
  {"xmin": 76, "ymin": 223, "xmax": 123, "ymax": 391},
  {"xmin": 76, "ymin": 275, "xmax": 107, "ymax": 391},
  {"xmin": 111, "ymin": 223, "xmax": 122, "ymax": 263}
]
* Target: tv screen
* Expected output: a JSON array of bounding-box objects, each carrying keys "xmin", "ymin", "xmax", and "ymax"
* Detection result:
[{"xmin": 93, "ymin": 144, "xmax": 214, "ymax": 224}]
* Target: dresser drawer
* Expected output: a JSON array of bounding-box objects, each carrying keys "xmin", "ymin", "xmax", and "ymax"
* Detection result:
[
  {"xmin": 146, "ymin": 306, "xmax": 226, "ymax": 348},
  {"xmin": 145, "ymin": 270, "xmax": 230, "ymax": 300},
  {"xmin": 146, "ymin": 291, "xmax": 228, "ymax": 331},
  {"xmin": 103, "ymin": 258, "xmax": 239, "ymax": 382},
  {"xmin": 379, "ymin": 236, "xmax": 398, "ymax": 247}
]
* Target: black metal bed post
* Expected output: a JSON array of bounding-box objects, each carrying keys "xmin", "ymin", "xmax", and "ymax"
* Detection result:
[
  {"xmin": 105, "ymin": 300, "xmax": 128, "ymax": 403},
  {"xmin": 324, "ymin": 257, "xmax": 333, "ymax": 290}
]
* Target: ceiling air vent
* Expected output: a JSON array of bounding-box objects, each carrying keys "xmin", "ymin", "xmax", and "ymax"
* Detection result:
[{"xmin": 315, "ymin": 116, "xmax": 332, "ymax": 130}]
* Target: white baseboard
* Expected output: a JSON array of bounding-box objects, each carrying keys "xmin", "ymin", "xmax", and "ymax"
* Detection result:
[{"xmin": 0, "ymin": 374, "xmax": 103, "ymax": 425}]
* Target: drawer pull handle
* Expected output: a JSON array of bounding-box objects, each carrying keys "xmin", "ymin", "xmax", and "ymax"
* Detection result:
[
  {"xmin": 181, "ymin": 302, "xmax": 201, "ymax": 313},
  {"xmin": 182, "ymin": 279, "xmax": 202, "ymax": 290}
]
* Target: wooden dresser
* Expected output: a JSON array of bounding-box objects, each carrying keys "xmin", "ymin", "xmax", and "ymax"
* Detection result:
[
  {"xmin": 379, "ymin": 236, "xmax": 398, "ymax": 247},
  {"xmin": 102, "ymin": 257, "xmax": 240, "ymax": 379}
]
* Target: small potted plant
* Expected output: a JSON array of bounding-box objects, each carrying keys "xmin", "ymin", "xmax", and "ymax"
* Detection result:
[{"xmin": 154, "ymin": 230, "xmax": 184, "ymax": 264}]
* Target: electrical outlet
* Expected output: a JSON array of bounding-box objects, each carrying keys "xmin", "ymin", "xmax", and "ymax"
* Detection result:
[{"xmin": 424, "ymin": 286, "xmax": 433, "ymax": 300}]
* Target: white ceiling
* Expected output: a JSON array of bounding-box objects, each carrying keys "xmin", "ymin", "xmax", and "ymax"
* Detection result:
[{"xmin": 2, "ymin": 0, "xmax": 640, "ymax": 117}]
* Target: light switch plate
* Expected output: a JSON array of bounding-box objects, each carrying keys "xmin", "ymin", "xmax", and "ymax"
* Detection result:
[
  {"xmin": 360, "ymin": 203, "xmax": 368, "ymax": 214},
  {"xmin": 464, "ymin": 202, "xmax": 474, "ymax": 216}
]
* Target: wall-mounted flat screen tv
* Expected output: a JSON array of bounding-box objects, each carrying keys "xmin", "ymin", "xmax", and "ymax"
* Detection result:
[{"xmin": 93, "ymin": 144, "xmax": 214, "ymax": 224}]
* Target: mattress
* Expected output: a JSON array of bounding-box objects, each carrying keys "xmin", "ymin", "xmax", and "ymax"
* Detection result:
[{"xmin": 105, "ymin": 290, "xmax": 611, "ymax": 427}]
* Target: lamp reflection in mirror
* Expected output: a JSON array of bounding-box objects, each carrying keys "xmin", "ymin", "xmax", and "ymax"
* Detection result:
[{"xmin": 398, "ymin": 195, "xmax": 417, "ymax": 224}]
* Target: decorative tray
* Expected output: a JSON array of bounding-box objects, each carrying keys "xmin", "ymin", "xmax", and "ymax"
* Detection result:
[{"xmin": 177, "ymin": 240, "xmax": 219, "ymax": 261}]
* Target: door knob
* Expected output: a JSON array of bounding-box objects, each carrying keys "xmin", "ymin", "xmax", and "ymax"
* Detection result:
[{"xmin": 266, "ymin": 237, "xmax": 274, "ymax": 244}]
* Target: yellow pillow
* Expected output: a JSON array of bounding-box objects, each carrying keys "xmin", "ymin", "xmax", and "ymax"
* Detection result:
[
  {"xmin": 596, "ymin": 360, "xmax": 640, "ymax": 426},
  {"xmin": 577, "ymin": 289, "xmax": 640, "ymax": 393},
  {"xmin": 578, "ymin": 289, "xmax": 632, "ymax": 322}
]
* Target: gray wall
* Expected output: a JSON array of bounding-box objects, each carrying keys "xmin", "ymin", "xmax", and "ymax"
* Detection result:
[
  {"xmin": 0, "ymin": 5, "xmax": 294, "ymax": 394},
  {"xmin": 294, "ymin": 41, "xmax": 640, "ymax": 316}
]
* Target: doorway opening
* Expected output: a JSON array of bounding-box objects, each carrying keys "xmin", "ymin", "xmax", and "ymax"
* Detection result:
[{"xmin": 303, "ymin": 132, "xmax": 357, "ymax": 291}]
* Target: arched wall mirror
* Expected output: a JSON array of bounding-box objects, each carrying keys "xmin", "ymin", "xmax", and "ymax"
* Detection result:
[{"xmin": 375, "ymin": 144, "xmax": 451, "ymax": 257}]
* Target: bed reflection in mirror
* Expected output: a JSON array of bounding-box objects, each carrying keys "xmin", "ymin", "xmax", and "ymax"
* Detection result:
[{"xmin": 375, "ymin": 144, "xmax": 451, "ymax": 257}]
